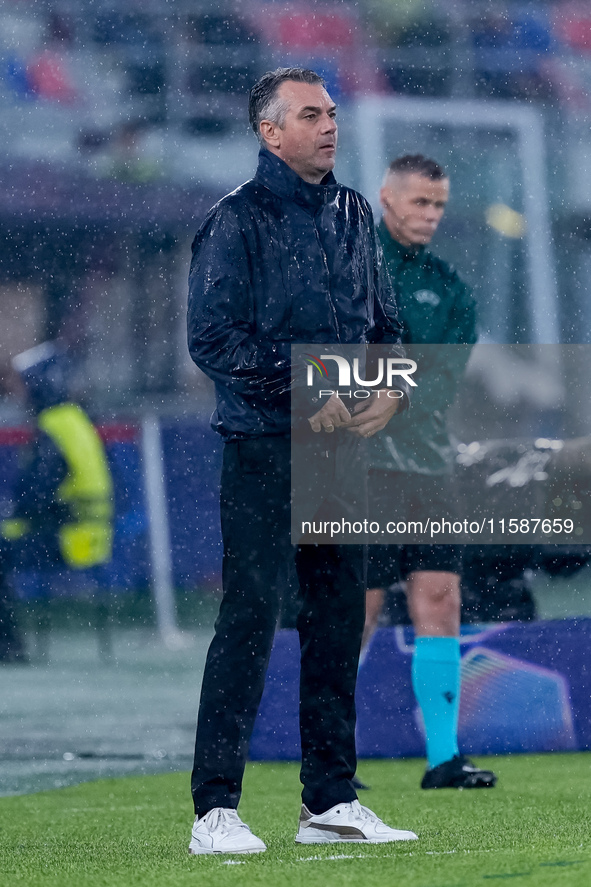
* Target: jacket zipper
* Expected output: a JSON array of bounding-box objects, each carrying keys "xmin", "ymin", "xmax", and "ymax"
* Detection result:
[{"xmin": 313, "ymin": 216, "xmax": 342, "ymax": 343}]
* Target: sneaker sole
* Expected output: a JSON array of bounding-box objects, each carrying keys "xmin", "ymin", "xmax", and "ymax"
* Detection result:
[
  {"xmin": 422, "ymin": 778, "xmax": 497, "ymax": 790},
  {"xmin": 296, "ymin": 831, "xmax": 418, "ymax": 844}
]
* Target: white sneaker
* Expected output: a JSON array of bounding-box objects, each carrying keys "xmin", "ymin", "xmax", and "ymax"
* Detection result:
[
  {"xmin": 295, "ymin": 800, "xmax": 418, "ymax": 844},
  {"xmin": 189, "ymin": 807, "xmax": 266, "ymax": 855}
]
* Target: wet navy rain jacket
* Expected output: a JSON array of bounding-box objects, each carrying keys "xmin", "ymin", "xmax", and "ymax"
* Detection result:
[{"xmin": 187, "ymin": 148, "xmax": 405, "ymax": 440}]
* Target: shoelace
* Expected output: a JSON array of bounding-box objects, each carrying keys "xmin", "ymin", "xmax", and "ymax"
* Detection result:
[
  {"xmin": 333, "ymin": 801, "xmax": 379, "ymax": 824},
  {"xmin": 200, "ymin": 808, "xmax": 248, "ymax": 835},
  {"xmin": 352, "ymin": 802, "xmax": 379, "ymax": 822}
]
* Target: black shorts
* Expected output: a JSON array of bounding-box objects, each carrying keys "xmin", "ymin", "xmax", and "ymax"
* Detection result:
[
  {"xmin": 367, "ymin": 469, "xmax": 463, "ymax": 587},
  {"xmin": 367, "ymin": 543, "xmax": 463, "ymax": 588}
]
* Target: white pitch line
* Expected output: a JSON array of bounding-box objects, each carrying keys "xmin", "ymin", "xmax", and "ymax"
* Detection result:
[
  {"xmin": 408, "ymin": 849, "xmax": 496, "ymax": 857},
  {"xmin": 220, "ymin": 848, "xmax": 499, "ymax": 866},
  {"xmin": 299, "ymin": 854, "xmax": 368, "ymax": 862}
]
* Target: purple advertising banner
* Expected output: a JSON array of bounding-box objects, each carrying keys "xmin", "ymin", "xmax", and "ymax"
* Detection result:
[{"xmin": 250, "ymin": 619, "xmax": 591, "ymax": 760}]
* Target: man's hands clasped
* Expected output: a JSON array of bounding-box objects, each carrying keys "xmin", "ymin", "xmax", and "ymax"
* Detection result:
[{"xmin": 308, "ymin": 391, "xmax": 401, "ymax": 438}]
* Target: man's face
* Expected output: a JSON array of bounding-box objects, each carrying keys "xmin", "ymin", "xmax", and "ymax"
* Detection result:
[
  {"xmin": 380, "ymin": 172, "xmax": 449, "ymax": 247},
  {"xmin": 260, "ymin": 80, "xmax": 337, "ymax": 184}
]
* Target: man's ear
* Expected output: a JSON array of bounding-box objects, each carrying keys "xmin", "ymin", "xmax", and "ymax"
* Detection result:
[
  {"xmin": 379, "ymin": 186, "xmax": 389, "ymax": 212},
  {"xmin": 259, "ymin": 119, "xmax": 281, "ymax": 149}
]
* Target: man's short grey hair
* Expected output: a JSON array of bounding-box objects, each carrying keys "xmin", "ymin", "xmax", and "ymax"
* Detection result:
[{"xmin": 249, "ymin": 68, "xmax": 325, "ymax": 145}]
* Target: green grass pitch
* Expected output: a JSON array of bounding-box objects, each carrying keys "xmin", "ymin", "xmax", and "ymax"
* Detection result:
[{"xmin": 1, "ymin": 754, "xmax": 590, "ymax": 887}]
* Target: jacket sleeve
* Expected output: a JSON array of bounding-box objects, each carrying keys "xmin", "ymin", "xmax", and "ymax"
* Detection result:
[
  {"xmin": 444, "ymin": 274, "xmax": 478, "ymax": 346},
  {"xmin": 368, "ymin": 221, "xmax": 404, "ymax": 346},
  {"xmin": 408, "ymin": 274, "xmax": 477, "ymax": 417},
  {"xmin": 366, "ymin": 223, "xmax": 413, "ymax": 411},
  {"xmin": 187, "ymin": 204, "xmax": 292, "ymax": 397}
]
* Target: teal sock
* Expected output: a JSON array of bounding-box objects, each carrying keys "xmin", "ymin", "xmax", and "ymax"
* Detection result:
[{"xmin": 411, "ymin": 636, "xmax": 460, "ymax": 769}]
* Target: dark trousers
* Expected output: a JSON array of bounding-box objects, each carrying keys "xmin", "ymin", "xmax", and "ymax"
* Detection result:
[
  {"xmin": 0, "ymin": 544, "xmax": 26, "ymax": 662},
  {"xmin": 191, "ymin": 436, "xmax": 365, "ymax": 817}
]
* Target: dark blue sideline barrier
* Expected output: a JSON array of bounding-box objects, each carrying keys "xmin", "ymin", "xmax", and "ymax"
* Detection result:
[
  {"xmin": 0, "ymin": 418, "xmax": 223, "ymax": 596},
  {"xmin": 160, "ymin": 418, "xmax": 223, "ymax": 587},
  {"xmin": 250, "ymin": 620, "xmax": 590, "ymax": 760}
]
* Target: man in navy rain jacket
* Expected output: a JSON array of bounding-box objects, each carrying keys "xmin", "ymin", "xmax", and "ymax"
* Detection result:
[{"xmin": 186, "ymin": 67, "xmax": 418, "ymax": 853}]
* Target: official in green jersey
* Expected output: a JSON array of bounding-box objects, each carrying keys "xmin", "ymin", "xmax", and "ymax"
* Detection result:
[{"xmin": 364, "ymin": 155, "xmax": 496, "ymax": 791}]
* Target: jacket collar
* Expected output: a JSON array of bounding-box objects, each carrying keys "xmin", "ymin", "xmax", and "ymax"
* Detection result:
[
  {"xmin": 378, "ymin": 219, "xmax": 426, "ymax": 262},
  {"xmin": 254, "ymin": 148, "xmax": 338, "ymax": 211}
]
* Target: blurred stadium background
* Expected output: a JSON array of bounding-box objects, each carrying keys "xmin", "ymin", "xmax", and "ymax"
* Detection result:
[
  {"xmin": 4, "ymin": 0, "xmax": 591, "ymax": 794},
  {"xmin": 5, "ymin": 0, "xmax": 591, "ymax": 414}
]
